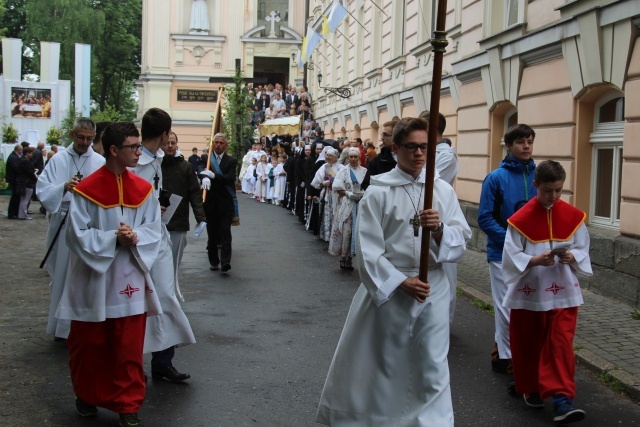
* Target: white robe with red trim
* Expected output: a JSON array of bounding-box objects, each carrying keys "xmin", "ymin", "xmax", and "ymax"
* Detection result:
[
  {"xmin": 502, "ymin": 198, "xmax": 592, "ymax": 311},
  {"xmin": 57, "ymin": 168, "xmax": 163, "ymax": 321}
]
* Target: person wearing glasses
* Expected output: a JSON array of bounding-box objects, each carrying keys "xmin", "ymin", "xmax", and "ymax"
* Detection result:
[
  {"xmin": 317, "ymin": 118, "xmax": 471, "ymax": 426},
  {"xmin": 361, "ymin": 119, "xmax": 399, "ymax": 190},
  {"xmin": 129, "ymin": 108, "xmax": 196, "ymax": 385},
  {"xmin": 59, "ymin": 122, "xmax": 162, "ymax": 427},
  {"xmin": 36, "ymin": 117, "xmax": 105, "ymax": 341}
]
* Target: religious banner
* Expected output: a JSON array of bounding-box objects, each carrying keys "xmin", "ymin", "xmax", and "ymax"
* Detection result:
[
  {"xmin": 177, "ymin": 89, "xmax": 218, "ymax": 103},
  {"xmin": 10, "ymin": 87, "xmax": 52, "ymax": 118}
]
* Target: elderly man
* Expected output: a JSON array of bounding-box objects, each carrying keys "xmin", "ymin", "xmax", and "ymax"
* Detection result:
[
  {"xmin": 36, "ymin": 118, "xmax": 106, "ymax": 339},
  {"xmin": 199, "ymin": 133, "xmax": 238, "ymax": 273},
  {"xmin": 317, "ymin": 118, "xmax": 471, "ymax": 426}
]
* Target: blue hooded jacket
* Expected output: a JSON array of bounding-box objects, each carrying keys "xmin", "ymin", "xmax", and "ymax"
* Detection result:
[{"xmin": 478, "ymin": 155, "xmax": 536, "ymax": 262}]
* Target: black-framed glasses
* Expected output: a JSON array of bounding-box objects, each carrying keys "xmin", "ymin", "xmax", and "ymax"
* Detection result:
[
  {"xmin": 381, "ymin": 132, "xmax": 392, "ymax": 138},
  {"xmin": 119, "ymin": 143, "xmax": 142, "ymax": 152},
  {"xmin": 75, "ymin": 135, "xmax": 94, "ymax": 142},
  {"xmin": 398, "ymin": 143, "xmax": 429, "ymax": 153}
]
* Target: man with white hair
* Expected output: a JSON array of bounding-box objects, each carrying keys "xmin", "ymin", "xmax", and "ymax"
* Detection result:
[{"xmin": 199, "ymin": 133, "xmax": 238, "ymax": 273}]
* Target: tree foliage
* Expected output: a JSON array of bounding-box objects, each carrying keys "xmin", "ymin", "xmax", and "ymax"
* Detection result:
[
  {"xmin": 0, "ymin": 0, "xmax": 140, "ymax": 119},
  {"xmin": 222, "ymin": 68, "xmax": 253, "ymax": 161}
]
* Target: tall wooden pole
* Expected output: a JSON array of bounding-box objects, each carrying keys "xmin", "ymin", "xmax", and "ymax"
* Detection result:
[
  {"xmin": 203, "ymin": 86, "xmax": 224, "ymax": 203},
  {"xmin": 419, "ymin": 0, "xmax": 449, "ymax": 282}
]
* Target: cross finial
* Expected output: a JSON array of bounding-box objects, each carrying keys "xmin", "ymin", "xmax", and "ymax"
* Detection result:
[{"xmin": 265, "ymin": 10, "xmax": 281, "ymax": 38}]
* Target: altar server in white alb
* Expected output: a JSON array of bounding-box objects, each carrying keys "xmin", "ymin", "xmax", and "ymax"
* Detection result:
[
  {"xmin": 36, "ymin": 117, "xmax": 105, "ymax": 339},
  {"xmin": 58, "ymin": 122, "xmax": 162, "ymax": 426},
  {"xmin": 502, "ymin": 160, "xmax": 591, "ymax": 424},
  {"xmin": 316, "ymin": 117, "xmax": 471, "ymax": 426},
  {"xmin": 130, "ymin": 108, "xmax": 196, "ymax": 383}
]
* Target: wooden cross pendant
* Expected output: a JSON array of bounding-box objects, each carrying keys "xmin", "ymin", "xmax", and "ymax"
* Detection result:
[
  {"xmin": 75, "ymin": 172, "xmax": 83, "ymax": 180},
  {"xmin": 411, "ymin": 214, "xmax": 420, "ymax": 237},
  {"xmin": 153, "ymin": 173, "xmax": 159, "ymax": 190}
]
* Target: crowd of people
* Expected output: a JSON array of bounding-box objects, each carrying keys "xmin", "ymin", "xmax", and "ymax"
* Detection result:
[
  {"xmin": 246, "ymin": 83, "xmax": 314, "ymax": 127},
  {"xmin": 235, "ymin": 114, "xmax": 591, "ymax": 425},
  {"xmin": 4, "ymin": 94, "xmax": 592, "ymax": 425}
]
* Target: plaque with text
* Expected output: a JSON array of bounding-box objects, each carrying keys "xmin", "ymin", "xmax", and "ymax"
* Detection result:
[{"xmin": 177, "ymin": 89, "xmax": 218, "ymax": 103}]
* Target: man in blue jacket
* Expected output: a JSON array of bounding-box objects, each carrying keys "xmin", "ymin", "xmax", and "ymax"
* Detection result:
[{"xmin": 478, "ymin": 124, "xmax": 537, "ymax": 382}]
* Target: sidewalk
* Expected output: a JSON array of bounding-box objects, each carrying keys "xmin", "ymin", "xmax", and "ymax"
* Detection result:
[{"xmin": 457, "ymin": 248, "xmax": 640, "ymax": 401}]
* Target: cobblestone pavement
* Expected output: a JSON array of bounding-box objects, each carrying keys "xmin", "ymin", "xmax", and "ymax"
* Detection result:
[{"xmin": 457, "ymin": 247, "xmax": 640, "ymax": 401}]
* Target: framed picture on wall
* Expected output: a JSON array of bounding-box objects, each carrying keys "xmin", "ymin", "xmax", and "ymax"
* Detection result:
[{"xmin": 10, "ymin": 87, "xmax": 52, "ymax": 118}]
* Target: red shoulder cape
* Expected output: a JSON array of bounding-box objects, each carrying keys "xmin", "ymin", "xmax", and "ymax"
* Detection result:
[
  {"xmin": 74, "ymin": 166, "xmax": 153, "ymax": 208},
  {"xmin": 507, "ymin": 197, "xmax": 586, "ymax": 243}
]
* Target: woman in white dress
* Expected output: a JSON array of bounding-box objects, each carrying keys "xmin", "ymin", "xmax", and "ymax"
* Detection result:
[
  {"xmin": 311, "ymin": 148, "xmax": 343, "ymax": 242},
  {"xmin": 329, "ymin": 147, "xmax": 366, "ymax": 270}
]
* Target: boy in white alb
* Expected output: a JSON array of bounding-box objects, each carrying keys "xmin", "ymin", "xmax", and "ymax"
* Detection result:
[
  {"xmin": 502, "ymin": 160, "xmax": 591, "ymax": 424},
  {"xmin": 59, "ymin": 122, "xmax": 162, "ymax": 427}
]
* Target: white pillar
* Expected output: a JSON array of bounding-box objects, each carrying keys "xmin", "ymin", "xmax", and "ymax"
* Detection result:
[
  {"xmin": 74, "ymin": 43, "xmax": 91, "ymax": 117},
  {"xmin": 40, "ymin": 42, "xmax": 61, "ymax": 83},
  {"xmin": 1, "ymin": 38, "xmax": 23, "ymax": 81}
]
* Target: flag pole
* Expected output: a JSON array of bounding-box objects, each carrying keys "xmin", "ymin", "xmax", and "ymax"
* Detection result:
[
  {"xmin": 203, "ymin": 86, "xmax": 224, "ymax": 203},
  {"xmin": 419, "ymin": 0, "xmax": 449, "ymax": 282}
]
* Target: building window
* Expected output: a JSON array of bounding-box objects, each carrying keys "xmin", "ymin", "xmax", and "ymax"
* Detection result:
[
  {"xmin": 484, "ymin": 0, "xmax": 524, "ymax": 36},
  {"xmin": 501, "ymin": 109, "xmax": 518, "ymax": 158},
  {"xmin": 258, "ymin": 0, "xmax": 289, "ymax": 37},
  {"xmin": 589, "ymin": 94, "xmax": 625, "ymax": 229}
]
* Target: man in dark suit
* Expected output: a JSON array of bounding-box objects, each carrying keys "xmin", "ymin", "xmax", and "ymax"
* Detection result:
[
  {"xmin": 361, "ymin": 120, "xmax": 399, "ymax": 190},
  {"xmin": 285, "ymin": 88, "xmax": 299, "ymax": 112},
  {"xmin": 31, "ymin": 141, "xmax": 45, "ymax": 174},
  {"xmin": 6, "ymin": 143, "xmax": 23, "ymax": 219},
  {"xmin": 199, "ymin": 133, "xmax": 238, "ymax": 273}
]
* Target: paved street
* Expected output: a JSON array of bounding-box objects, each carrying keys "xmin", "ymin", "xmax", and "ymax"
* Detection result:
[{"xmin": 1, "ymin": 194, "xmax": 639, "ymax": 426}]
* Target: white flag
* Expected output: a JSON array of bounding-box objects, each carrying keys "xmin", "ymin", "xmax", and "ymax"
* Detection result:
[
  {"xmin": 328, "ymin": 1, "xmax": 349, "ymax": 33},
  {"xmin": 304, "ymin": 26, "xmax": 322, "ymax": 62}
]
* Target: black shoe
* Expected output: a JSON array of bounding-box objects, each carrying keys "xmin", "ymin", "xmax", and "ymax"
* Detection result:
[
  {"xmin": 119, "ymin": 412, "xmax": 143, "ymax": 427},
  {"xmin": 27, "ymin": 210, "xmax": 34, "ymax": 214},
  {"xmin": 75, "ymin": 397, "xmax": 98, "ymax": 417},
  {"xmin": 221, "ymin": 264, "xmax": 231, "ymax": 272},
  {"xmin": 523, "ymin": 392, "xmax": 545, "ymax": 408},
  {"xmin": 39, "ymin": 206, "xmax": 46, "ymax": 214},
  {"xmin": 210, "ymin": 264, "xmax": 219, "ymax": 271},
  {"xmin": 491, "ymin": 358, "xmax": 510, "ymax": 374},
  {"xmin": 152, "ymin": 366, "xmax": 190, "ymax": 383},
  {"xmin": 8, "ymin": 215, "xmax": 18, "ymax": 220}
]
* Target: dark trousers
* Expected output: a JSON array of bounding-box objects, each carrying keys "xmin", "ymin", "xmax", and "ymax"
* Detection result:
[
  {"xmin": 151, "ymin": 346, "xmax": 175, "ymax": 372},
  {"xmin": 7, "ymin": 183, "xmax": 20, "ymax": 217},
  {"xmin": 206, "ymin": 210, "xmax": 232, "ymax": 266}
]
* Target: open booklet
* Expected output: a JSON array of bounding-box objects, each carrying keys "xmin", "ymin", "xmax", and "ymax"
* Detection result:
[{"xmin": 161, "ymin": 194, "xmax": 183, "ymax": 225}]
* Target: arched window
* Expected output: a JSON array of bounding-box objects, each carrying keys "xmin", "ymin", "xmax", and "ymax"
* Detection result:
[{"xmin": 589, "ymin": 93, "xmax": 625, "ymax": 229}]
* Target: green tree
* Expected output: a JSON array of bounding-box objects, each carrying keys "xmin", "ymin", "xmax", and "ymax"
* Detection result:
[
  {"xmin": 0, "ymin": 0, "xmax": 141, "ymax": 118},
  {"xmin": 222, "ymin": 68, "xmax": 253, "ymax": 162}
]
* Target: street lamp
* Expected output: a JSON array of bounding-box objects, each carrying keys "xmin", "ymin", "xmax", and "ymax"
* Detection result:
[{"xmin": 317, "ymin": 71, "xmax": 351, "ymax": 99}]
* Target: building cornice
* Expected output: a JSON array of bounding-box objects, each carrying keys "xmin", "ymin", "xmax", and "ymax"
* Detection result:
[{"xmin": 171, "ymin": 34, "xmax": 226, "ymax": 42}]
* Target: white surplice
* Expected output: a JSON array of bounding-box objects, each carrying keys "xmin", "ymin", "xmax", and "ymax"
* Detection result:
[
  {"xmin": 312, "ymin": 162, "xmax": 343, "ymax": 242},
  {"xmin": 502, "ymin": 223, "xmax": 592, "ymax": 311},
  {"xmin": 129, "ymin": 150, "xmax": 196, "ymax": 353},
  {"xmin": 36, "ymin": 145, "xmax": 105, "ymax": 337},
  {"xmin": 273, "ymin": 163, "xmax": 287, "ymax": 202},
  {"xmin": 316, "ymin": 167, "xmax": 471, "ymax": 426},
  {"xmin": 57, "ymin": 175, "xmax": 163, "ymax": 321}
]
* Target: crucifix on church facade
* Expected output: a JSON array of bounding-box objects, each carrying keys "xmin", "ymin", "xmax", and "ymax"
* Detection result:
[{"xmin": 265, "ymin": 10, "xmax": 281, "ymax": 38}]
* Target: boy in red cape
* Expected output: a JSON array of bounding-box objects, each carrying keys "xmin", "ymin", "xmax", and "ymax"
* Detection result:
[
  {"xmin": 502, "ymin": 160, "xmax": 592, "ymax": 424},
  {"xmin": 58, "ymin": 122, "xmax": 162, "ymax": 427}
]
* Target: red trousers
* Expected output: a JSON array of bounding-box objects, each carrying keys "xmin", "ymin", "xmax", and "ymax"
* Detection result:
[
  {"xmin": 68, "ymin": 314, "xmax": 147, "ymax": 414},
  {"xmin": 510, "ymin": 307, "xmax": 578, "ymax": 400}
]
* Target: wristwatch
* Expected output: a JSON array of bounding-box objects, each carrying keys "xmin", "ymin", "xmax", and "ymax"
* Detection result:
[{"xmin": 431, "ymin": 221, "xmax": 444, "ymax": 234}]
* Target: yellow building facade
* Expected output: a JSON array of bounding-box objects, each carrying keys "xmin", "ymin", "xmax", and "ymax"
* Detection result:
[
  {"xmin": 307, "ymin": 0, "xmax": 640, "ymax": 307},
  {"xmin": 138, "ymin": 0, "xmax": 306, "ymax": 150}
]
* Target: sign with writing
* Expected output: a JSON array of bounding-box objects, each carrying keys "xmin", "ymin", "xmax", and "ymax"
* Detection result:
[{"xmin": 177, "ymin": 89, "xmax": 218, "ymax": 103}]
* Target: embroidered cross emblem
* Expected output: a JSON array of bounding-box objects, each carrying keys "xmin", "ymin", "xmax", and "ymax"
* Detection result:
[
  {"xmin": 545, "ymin": 282, "xmax": 565, "ymax": 295},
  {"xmin": 119, "ymin": 284, "xmax": 140, "ymax": 298},
  {"xmin": 574, "ymin": 283, "xmax": 580, "ymax": 288},
  {"xmin": 517, "ymin": 284, "xmax": 536, "ymax": 296},
  {"xmin": 145, "ymin": 285, "xmax": 153, "ymax": 294}
]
